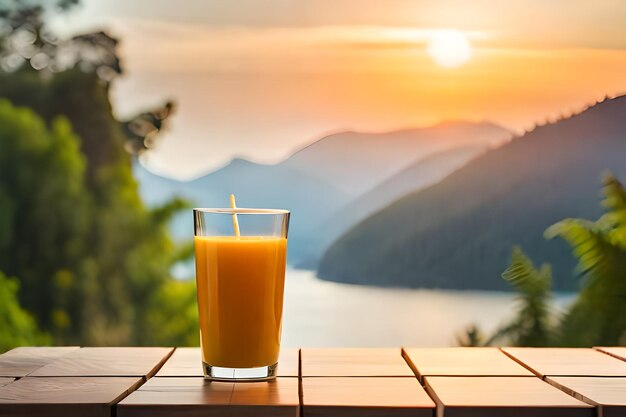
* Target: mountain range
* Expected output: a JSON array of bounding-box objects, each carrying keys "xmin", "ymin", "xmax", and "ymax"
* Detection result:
[
  {"xmin": 133, "ymin": 121, "xmax": 510, "ymax": 267},
  {"xmin": 317, "ymin": 95, "xmax": 626, "ymax": 291},
  {"xmin": 281, "ymin": 121, "xmax": 509, "ymax": 195},
  {"xmin": 295, "ymin": 145, "xmax": 486, "ymax": 268}
]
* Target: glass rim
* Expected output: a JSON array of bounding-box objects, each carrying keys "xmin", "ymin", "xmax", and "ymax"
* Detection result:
[{"xmin": 193, "ymin": 207, "xmax": 289, "ymax": 215}]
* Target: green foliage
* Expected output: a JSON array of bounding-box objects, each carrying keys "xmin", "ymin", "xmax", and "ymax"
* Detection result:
[
  {"xmin": 0, "ymin": 100, "xmax": 88, "ymax": 338},
  {"xmin": 0, "ymin": 271, "xmax": 50, "ymax": 352},
  {"xmin": 0, "ymin": 3, "xmax": 193, "ymax": 348},
  {"xmin": 0, "ymin": 69, "xmax": 126, "ymax": 184},
  {"xmin": 145, "ymin": 279, "xmax": 199, "ymax": 347},
  {"xmin": 490, "ymin": 247, "xmax": 553, "ymax": 346},
  {"xmin": 0, "ymin": 89, "xmax": 191, "ymax": 346},
  {"xmin": 467, "ymin": 174, "xmax": 626, "ymax": 348},
  {"xmin": 0, "ymin": 2, "xmax": 120, "ymax": 80},
  {"xmin": 0, "ymin": 3, "xmax": 173, "ymax": 172},
  {"xmin": 545, "ymin": 174, "xmax": 626, "ymax": 346},
  {"xmin": 318, "ymin": 97, "xmax": 626, "ymax": 291},
  {"xmin": 122, "ymin": 101, "xmax": 175, "ymax": 155},
  {"xmin": 455, "ymin": 324, "xmax": 488, "ymax": 347}
]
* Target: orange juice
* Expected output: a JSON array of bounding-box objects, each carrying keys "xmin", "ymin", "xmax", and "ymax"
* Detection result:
[{"xmin": 194, "ymin": 236, "xmax": 287, "ymax": 368}]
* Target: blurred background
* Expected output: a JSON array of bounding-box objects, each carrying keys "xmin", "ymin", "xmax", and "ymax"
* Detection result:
[{"xmin": 1, "ymin": 0, "xmax": 625, "ymax": 351}]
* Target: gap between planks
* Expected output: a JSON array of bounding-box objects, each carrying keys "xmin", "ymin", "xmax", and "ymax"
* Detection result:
[{"xmin": 111, "ymin": 347, "xmax": 176, "ymax": 416}]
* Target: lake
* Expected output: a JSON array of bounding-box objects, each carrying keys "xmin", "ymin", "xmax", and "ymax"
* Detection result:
[{"xmin": 281, "ymin": 268, "xmax": 575, "ymax": 347}]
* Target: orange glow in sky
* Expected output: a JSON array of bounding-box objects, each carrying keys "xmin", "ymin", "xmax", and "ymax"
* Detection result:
[
  {"xmin": 427, "ymin": 30, "xmax": 473, "ymax": 68},
  {"xmin": 54, "ymin": 1, "xmax": 626, "ymax": 178}
]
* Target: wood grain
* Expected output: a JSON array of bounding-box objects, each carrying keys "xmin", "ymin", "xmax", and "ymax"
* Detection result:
[
  {"xmin": 302, "ymin": 377, "xmax": 435, "ymax": 417},
  {"xmin": 424, "ymin": 376, "xmax": 594, "ymax": 417},
  {"xmin": 153, "ymin": 348, "xmax": 201, "ymax": 377},
  {"xmin": 595, "ymin": 347, "xmax": 626, "ymax": 362},
  {"xmin": 301, "ymin": 348, "xmax": 413, "ymax": 377},
  {"xmin": 547, "ymin": 377, "xmax": 626, "ymax": 417},
  {"xmin": 117, "ymin": 377, "xmax": 299, "ymax": 417},
  {"xmin": 0, "ymin": 347, "xmax": 79, "ymax": 377},
  {"xmin": 402, "ymin": 347, "xmax": 533, "ymax": 382},
  {"xmin": 29, "ymin": 347, "xmax": 174, "ymax": 377},
  {"xmin": 0, "ymin": 378, "xmax": 14, "ymax": 388},
  {"xmin": 156, "ymin": 347, "xmax": 299, "ymax": 377},
  {"xmin": 502, "ymin": 347, "xmax": 626, "ymax": 377},
  {"xmin": 0, "ymin": 376, "xmax": 142, "ymax": 417}
]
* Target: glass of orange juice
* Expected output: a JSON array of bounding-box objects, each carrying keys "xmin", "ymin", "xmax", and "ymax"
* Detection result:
[{"xmin": 193, "ymin": 205, "xmax": 289, "ymax": 381}]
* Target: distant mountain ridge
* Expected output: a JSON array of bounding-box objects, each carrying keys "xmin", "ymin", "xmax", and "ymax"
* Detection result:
[
  {"xmin": 133, "ymin": 120, "xmax": 511, "ymax": 268},
  {"xmin": 318, "ymin": 95, "xmax": 626, "ymax": 291},
  {"xmin": 282, "ymin": 121, "xmax": 509, "ymax": 195},
  {"xmin": 295, "ymin": 145, "xmax": 486, "ymax": 268},
  {"xmin": 134, "ymin": 156, "xmax": 351, "ymax": 263}
]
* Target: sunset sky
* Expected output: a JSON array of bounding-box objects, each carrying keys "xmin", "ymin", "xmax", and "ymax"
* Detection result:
[{"xmin": 51, "ymin": 0, "xmax": 626, "ymax": 178}]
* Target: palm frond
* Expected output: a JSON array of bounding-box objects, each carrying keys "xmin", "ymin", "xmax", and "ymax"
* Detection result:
[
  {"xmin": 601, "ymin": 173, "xmax": 626, "ymax": 230},
  {"xmin": 456, "ymin": 324, "xmax": 487, "ymax": 347},
  {"xmin": 545, "ymin": 174, "xmax": 626, "ymax": 346},
  {"xmin": 546, "ymin": 219, "xmax": 611, "ymax": 275},
  {"xmin": 492, "ymin": 247, "xmax": 553, "ymax": 346},
  {"xmin": 502, "ymin": 247, "xmax": 552, "ymax": 296}
]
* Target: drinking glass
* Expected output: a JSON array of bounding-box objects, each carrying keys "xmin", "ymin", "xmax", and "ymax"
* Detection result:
[{"xmin": 193, "ymin": 208, "xmax": 289, "ymax": 380}]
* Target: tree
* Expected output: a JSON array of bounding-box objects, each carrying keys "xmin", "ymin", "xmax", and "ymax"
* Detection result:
[
  {"xmin": 0, "ymin": 3, "xmax": 192, "ymax": 346},
  {"xmin": 145, "ymin": 280, "xmax": 200, "ymax": 347},
  {"xmin": 0, "ymin": 271, "xmax": 49, "ymax": 352},
  {"xmin": 489, "ymin": 247, "xmax": 553, "ymax": 347},
  {"xmin": 463, "ymin": 174, "xmax": 626, "ymax": 347},
  {"xmin": 0, "ymin": 100, "xmax": 88, "ymax": 339},
  {"xmin": 455, "ymin": 324, "xmax": 489, "ymax": 347},
  {"xmin": 0, "ymin": 1, "xmax": 174, "ymax": 180},
  {"xmin": 545, "ymin": 174, "xmax": 626, "ymax": 346}
]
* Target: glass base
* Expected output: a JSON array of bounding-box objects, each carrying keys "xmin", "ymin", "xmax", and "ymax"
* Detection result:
[{"xmin": 203, "ymin": 362, "xmax": 278, "ymax": 381}]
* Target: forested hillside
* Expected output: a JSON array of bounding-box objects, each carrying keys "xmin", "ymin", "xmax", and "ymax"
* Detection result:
[{"xmin": 319, "ymin": 96, "xmax": 626, "ymax": 291}]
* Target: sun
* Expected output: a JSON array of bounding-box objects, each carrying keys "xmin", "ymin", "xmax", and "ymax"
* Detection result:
[{"xmin": 427, "ymin": 29, "xmax": 472, "ymax": 68}]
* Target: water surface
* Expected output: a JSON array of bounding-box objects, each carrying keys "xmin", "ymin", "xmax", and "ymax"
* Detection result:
[{"xmin": 282, "ymin": 269, "xmax": 574, "ymax": 347}]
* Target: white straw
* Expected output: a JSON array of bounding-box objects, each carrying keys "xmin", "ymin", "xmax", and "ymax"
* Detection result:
[{"xmin": 229, "ymin": 194, "xmax": 241, "ymax": 238}]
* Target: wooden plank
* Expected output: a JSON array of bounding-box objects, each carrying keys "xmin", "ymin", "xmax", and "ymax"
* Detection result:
[
  {"xmin": 302, "ymin": 377, "xmax": 435, "ymax": 417},
  {"xmin": 230, "ymin": 377, "xmax": 300, "ymax": 415},
  {"xmin": 424, "ymin": 376, "xmax": 594, "ymax": 417},
  {"xmin": 118, "ymin": 377, "xmax": 299, "ymax": 417},
  {"xmin": 156, "ymin": 347, "xmax": 299, "ymax": 377},
  {"xmin": 29, "ymin": 347, "xmax": 174, "ymax": 378},
  {"xmin": 153, "ymin": 348, "xmax": 200, "ymax": 377},
  {"xmin": 547, "ymin": 377, "xmax": 626, "ymax": 417},
  {"xmin": 402, "ymin": 347, "xmax": 533, "ymax": 382},
  {"xmin": 595, "ymin": 347, "xmax": 626, "ymax": 362},
  {"xmin": 0, "ymin": 347, "xmax": 79, "ymax": 377},
  {"xmin": 0, "ymin": 378, "xmax": 14, "ymax": 388},
  {"xmin": 0, "ymin": 376, "xmax": 142, "ymax": 417},
  {"xmin": 502, "ymin": 347, "xmax": 626, "ymax": 377},
  {"xmin": 301, "ymin": 348, "xmax": 413, "ymax": 377}
]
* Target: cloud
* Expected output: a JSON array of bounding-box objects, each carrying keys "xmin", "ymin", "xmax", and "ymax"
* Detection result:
[{"xmin": 102, "ymin": 18, "xmax": 490, "ymax": 73}]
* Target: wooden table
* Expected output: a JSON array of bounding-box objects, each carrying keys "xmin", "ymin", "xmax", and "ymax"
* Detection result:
[
  {"xmin": 402, "ymin": 347, "xmax": 534, "ymax": 382},
  {"xmin": 1, "ymin": 346, "xmax": 625, "ymax": 416}
]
